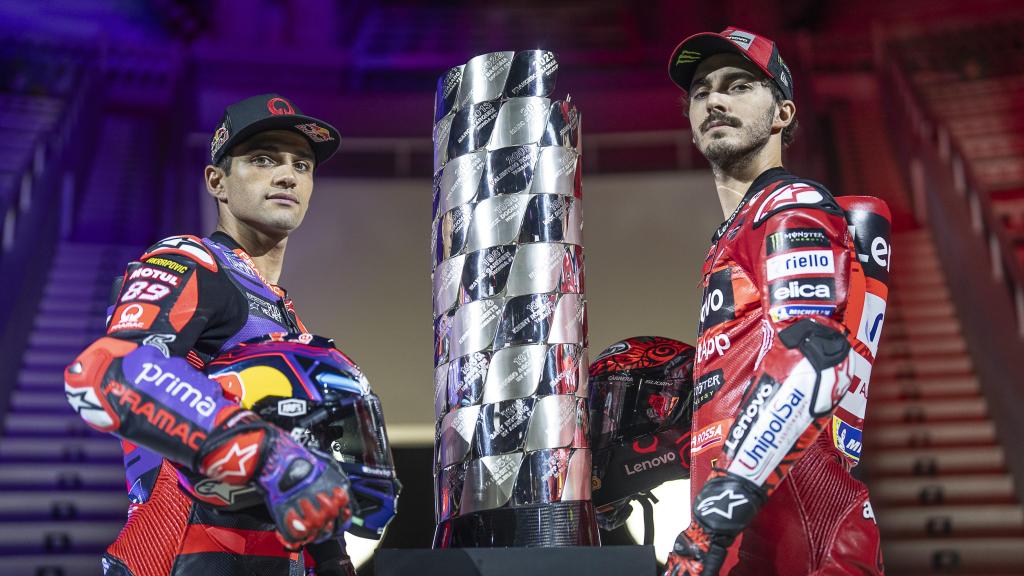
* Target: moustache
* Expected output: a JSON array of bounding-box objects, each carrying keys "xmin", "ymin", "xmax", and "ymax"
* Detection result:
[{"xmin": 701, "ymin": 114, "xmax": 740, "ymax": 133}]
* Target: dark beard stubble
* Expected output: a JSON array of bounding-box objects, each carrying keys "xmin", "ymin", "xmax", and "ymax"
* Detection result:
[{"xmin": 699, "ymin": 104, "xmax": 775, "ymax": 174}]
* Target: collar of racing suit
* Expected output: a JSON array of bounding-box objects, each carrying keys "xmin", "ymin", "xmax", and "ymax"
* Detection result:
[
  {"xmin": 209, "ymin": 231, "xmax": 290, "ymax": 298},
  {"xmin": 711, "ymin": 166, "xmax": 792, "ymax": 243}
]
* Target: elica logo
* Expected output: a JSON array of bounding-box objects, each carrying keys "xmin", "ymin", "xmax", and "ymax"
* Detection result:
[
  {"xmin": 697, "ymin": 333, "xmax": 731, "ymax": 363},
  {"xmin": 725, "ymin": 378, "xmax": 777, "ymax": 454},
  {"xmin": 135, "ymin": 363, "xmax": 217, "ymax": 418},
  {"xmin": 623, "ymin": 451, "xmax": 676, "ymax": 476},
  {"xmin": 771, "ymin": 279, "xmax": 833, "ymax": 302}
]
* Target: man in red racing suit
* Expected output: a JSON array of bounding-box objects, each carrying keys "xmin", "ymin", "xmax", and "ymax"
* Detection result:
[
  {"xmin": 662, "ymin": 28, "xmax": 888, "ymax": 575},
  {"xmin": 64, "ymin": 94, "xmax": 356, "ymax": 575}
]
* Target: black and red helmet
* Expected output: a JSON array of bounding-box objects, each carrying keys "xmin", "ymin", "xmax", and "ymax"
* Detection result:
[{"xmin": 588, "ymin": 336, "xmax": 695, "ymax": 515}]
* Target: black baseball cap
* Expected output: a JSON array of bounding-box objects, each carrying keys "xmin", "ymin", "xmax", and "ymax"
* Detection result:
[
  {"xmin": 668, "ymin": 26, "xmax": 794, "ymax": 102},
  {"xmin": 209, "ymin": 93, "xmax": 341, "ymax": 166}
]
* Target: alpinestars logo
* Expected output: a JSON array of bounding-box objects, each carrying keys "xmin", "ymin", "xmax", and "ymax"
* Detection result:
[
  {"xmin": 204, "ymin": 442, "xmax": 259, "ymax": 481},
  {"xmin": 149, "ymin": 237, "xmax": 216, "ymax": 270},
  {"xmin": 753, "ymin": 182, "xmax": 824, "ymax": 224},
  {"xmin": 697, "ymin": 489, "xmax": 749, "ymax": 519}
]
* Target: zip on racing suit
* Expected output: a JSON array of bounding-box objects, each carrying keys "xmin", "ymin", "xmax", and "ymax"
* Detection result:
[
  {"xmin": 64, "ymin": 232, "xmax": 354, "ymax": 576},
  {"xmin": 666, "ymin": 167, "xmax": 890, "ymax": 575}
]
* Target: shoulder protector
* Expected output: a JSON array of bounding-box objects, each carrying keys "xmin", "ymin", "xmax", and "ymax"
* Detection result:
[
  {"xmin": 752, "ymin": 179, "xmax": 844, "ymax": 228},
  {"xmin": 142, "ymin": 235, "xmax": 218, "ymax": 273}
]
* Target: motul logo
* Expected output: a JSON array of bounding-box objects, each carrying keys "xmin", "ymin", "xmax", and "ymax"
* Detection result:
[{"xmin": 129, "ymin": 266, "xmax": 180, "ymax": 287}]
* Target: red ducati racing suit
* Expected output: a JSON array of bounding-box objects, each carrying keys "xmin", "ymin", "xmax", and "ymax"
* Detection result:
[
  {"xmin": 63, "ymin": 233, "xmax": 353, "ymax": 576},
  {"xmin": 685, "ymin": 168, "xmax": 889, "ymax": 575}
]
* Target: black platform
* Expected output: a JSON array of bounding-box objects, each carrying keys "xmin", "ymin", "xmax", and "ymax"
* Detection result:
[{"xmin": 375, "ymin": 546, "xmax": 657, "ymax": 576}]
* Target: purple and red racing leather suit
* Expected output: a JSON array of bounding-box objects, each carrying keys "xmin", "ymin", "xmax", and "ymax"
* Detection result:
[
  {"xmin": 63, "ymin": 232, "xmax": 353, "ymax": 576},
  {"xmin": 674, "ymin": 168, "xmax": 888, "ymax": 575}
]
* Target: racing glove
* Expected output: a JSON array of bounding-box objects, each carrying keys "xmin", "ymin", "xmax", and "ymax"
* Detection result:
[
  {"xmin": 663, "ymin": 475, "xmax": 766, "ymax": 576},
  {"xmin": 198, "ymin": 413, "xmax": 353, "ymax": 549}
]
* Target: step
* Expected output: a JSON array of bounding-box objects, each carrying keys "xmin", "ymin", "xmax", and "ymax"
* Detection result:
[
  {"xmin": 0, "ymin": 555, "xmax": 109, "ymax": 576},
  {"xmin": 29, "ymin": 330, "xmax": 99, "ymax": 351},
  {"xmin": 42, "ymin": 283, "xmax": 106, "ymax": 299},
  {"xmin": 869, "ymin": 377, "xmax": 981, "ymax": 401},
  {"xmin": 883, "ymin": 537, "xmax": 1024, "ymax": 573},
  {"xmin": 38, "ymin": 298, "xmax": 105, "ymax": 314},
  {"xmin": 870, "ymin": 474, "xmax": 1016, "ymax": 506},
  {"xmin": 891, "ymin": 302, "xmax": 956, "ymax": 321},
  {"xmin": 4, "ymin": 413, "xmax": 99, "ymax": 437},
  {"xmin": 885, "ymin": 320, "xmax": 961, "ymax": 338},
  {"xmin": 0, "ymin": 521, "xmax": 122, "ymax": 554},
  {"xmin": 871, "ymin": 356, "xmax": 972, "ymax": 379},
  {"xmin": 891, "ymin": 271, "xmax": 945, "ymax": 286},
  {"xmin": 864, "ymin": 421, "xmax": 997, "ymax": 448},
  {"xmin": 888, "ymin": 290, "xmax": 952, "ymax": 307},
  {"xmin": 877, "ymin": 504, "xmax": 1024, "ymax": 538},
  {"xmin": 0, "ymin": 464, "xmax": 124, "ymax": 490},
  {"xmin": 868, "ymin": 446, "xmax": 1005, "ymax": 476},
  {"xmin": 879, "ymin": 337, "xmax": 966, "ymax": 357},
  {"xmin": 17, "ymin": 368, "xmax": 65, "ymax": 389},
  {"xmin": 11, "ymin": 389, "xmax": 77, "ymax": 411},
  {"xmin": 868, "ymin": 397, "xmax": 987, "ymax": 423},
  {"xmin": 0, "ymin": 438, "xmax": 122, "ymax": 463},
  {"xmin": 22, "ymin": 350, "xmax": 78, "ymax": 370},
  {"xmin": 34, "ymin": 315, "xmax": 98, "ymax": 331},
  {"xmin": 0, "ymin": 491, "xmax": 126, "ymax": 521}
]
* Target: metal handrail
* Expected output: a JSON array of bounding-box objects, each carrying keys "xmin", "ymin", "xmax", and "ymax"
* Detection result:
[{"xmin": 887, "ymin": 47, "xmax": 1024, "ymax": 337}]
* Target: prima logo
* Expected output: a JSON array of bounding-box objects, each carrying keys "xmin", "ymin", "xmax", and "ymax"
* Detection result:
[{"xmin": 135, "ymin": 362, "xmax": 218, "ymax": 418}]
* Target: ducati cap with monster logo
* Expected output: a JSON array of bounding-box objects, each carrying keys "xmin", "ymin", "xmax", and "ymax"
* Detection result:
[
  {"xmin": 210, "ymin": 93, "xmax": 341, "ymax": 166},
  {"xmin": 668, "ymin": 26, "xmax": 794, "ymax": 104}
]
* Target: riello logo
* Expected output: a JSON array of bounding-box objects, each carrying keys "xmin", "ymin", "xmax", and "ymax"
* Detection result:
[{"xmin": 623, "ymin": 451, "xmax": 676, "ymax": 476}]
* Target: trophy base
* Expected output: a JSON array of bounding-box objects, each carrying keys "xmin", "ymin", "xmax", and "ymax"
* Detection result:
[
  {"xmin": 432, "ymin": 500, "xmax": 599, "ymax": 548},
  {"xmin": 376, "ymin": 545, "xmax": 656, "ymax": 576}
]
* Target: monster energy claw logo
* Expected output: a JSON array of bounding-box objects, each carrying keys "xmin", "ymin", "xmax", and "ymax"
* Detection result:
[{"xmin": 676, "ymin": 50, "xmax": 701, "ymax": 64}]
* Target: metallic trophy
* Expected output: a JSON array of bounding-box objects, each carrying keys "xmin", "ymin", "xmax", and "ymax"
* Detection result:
[{"xmin": 431, "ymin": 50, "xmax": 598, "ymax": 548}]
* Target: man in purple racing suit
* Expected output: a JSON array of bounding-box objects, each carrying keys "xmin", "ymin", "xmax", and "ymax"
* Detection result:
[{"xmin": 64, "ymin": 94, "xmax": 356, "ymax": 575}]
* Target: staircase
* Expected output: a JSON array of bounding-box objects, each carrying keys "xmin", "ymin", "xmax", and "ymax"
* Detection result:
[
  {"xmin": 0, "ymin": 242, "xmax": 141, "ymax": 575},
  {"xmin": 864, "ymin": 228, "xmax": 1024, "ymax": 575}
]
